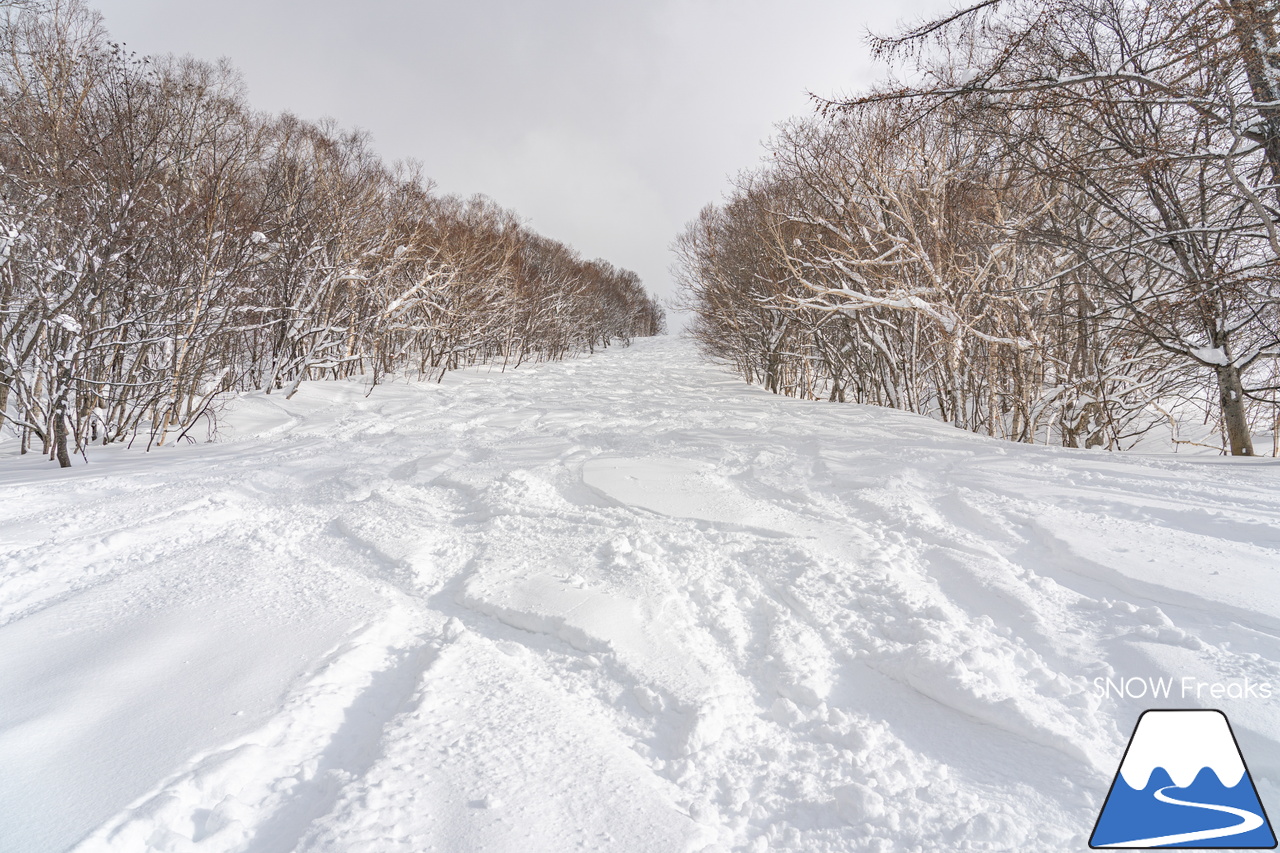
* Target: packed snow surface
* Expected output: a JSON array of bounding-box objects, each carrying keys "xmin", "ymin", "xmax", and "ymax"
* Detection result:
[{"xmin": 1, "ymin": 336, "xmax": 1278, "ymax": 852}]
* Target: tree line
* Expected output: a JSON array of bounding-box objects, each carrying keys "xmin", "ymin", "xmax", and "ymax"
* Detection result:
[
  {"xmin": 675, "ymin": 0, "xmax": 1279, "ymax": 454},
  {"xmin": 1, "ymin": 0, "xmax": 663, "ymax": 466}
]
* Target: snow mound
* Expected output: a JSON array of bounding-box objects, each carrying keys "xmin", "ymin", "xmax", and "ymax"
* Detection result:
[{"xmin": 1, "ymin": 337, "xmax": 1277, "ymax": 852}]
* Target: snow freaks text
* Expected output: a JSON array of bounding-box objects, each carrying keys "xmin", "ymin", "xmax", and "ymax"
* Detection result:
[{"xmin": 1092, "ymin": 677, "xmax": 1274, "ymax": 701}]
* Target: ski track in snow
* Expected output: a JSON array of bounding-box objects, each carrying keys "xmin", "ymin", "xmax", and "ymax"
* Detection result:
[{"xmin": 1, "ymin": 336, "xmax": 1278, "ymax": 852}]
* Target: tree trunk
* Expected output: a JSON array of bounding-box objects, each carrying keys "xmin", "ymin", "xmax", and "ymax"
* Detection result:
[
  {"xmin": 1215, "ymin": 363, "xmax": 1255, "ymax": 456},
  {"xmin": 53, "ymin": 404, "xmax": 72, "ymax": 468},
  {"xmin": 1225, "ymin": 0, "xmax": 1280, "ymax": 204}
]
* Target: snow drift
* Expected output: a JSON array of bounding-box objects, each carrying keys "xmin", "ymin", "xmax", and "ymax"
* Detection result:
[{"xmin": 1, "ymin": 337, "xmax": 1277, "ymax": 852}]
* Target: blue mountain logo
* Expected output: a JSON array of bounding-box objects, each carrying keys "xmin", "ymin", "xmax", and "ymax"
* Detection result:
[{"xmin": 1091, "ymin": 709, "xmax": 1276, "ymax": 848}]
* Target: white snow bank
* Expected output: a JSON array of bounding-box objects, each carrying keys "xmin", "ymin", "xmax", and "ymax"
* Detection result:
[{"xmin": 1, "ymin": 336, "xmax": 1277, "ymax": 852}]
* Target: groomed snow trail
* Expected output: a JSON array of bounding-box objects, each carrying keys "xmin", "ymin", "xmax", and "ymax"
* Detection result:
[{"xmin": 2, "ymin": 336, "xmax": 1278, "ymax": 852}]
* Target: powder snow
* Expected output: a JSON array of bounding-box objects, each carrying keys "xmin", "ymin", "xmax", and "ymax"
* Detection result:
[{"xmin": 1, "ymin": 337, "xmax": 1277, "ymax": 853}]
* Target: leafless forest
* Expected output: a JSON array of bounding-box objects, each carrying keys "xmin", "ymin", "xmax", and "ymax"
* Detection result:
[
  {"xmin": 0, "ymin": 0, "xmax": 664, "ymax": 466},
  {"xmin": 676, "ymin": 0, "xmax": 1280, "ymax": 454}
]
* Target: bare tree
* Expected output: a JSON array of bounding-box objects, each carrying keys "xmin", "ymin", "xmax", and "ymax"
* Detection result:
[
  {"xmin": 822, "ymin": 0, "xmax": 1280, "ymax": 454},
  {"xmin": 1, "ymin": 0, "xmax": 664, "ymax": 465}
]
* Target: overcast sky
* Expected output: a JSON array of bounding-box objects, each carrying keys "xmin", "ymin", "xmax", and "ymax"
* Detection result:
[{"xmin": 89, "ymin": 0, "xmax": 949, "ymax": 319}]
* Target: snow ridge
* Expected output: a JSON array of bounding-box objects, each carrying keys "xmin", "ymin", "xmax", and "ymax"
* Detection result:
[{"xmin": 1, "ymin": 337, "xmax": 1278, "ymax": 852}]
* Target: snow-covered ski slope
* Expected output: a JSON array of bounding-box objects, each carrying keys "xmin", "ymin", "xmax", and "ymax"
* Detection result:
[{"xmin": 2, "ymin": 336, "xmax": 1278, "ymax": 853}]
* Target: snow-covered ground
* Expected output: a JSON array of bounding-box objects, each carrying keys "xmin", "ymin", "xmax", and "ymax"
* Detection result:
[{"xmin": 1, "ymin": 336, "xmax": 1277, "ymax": 853}]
